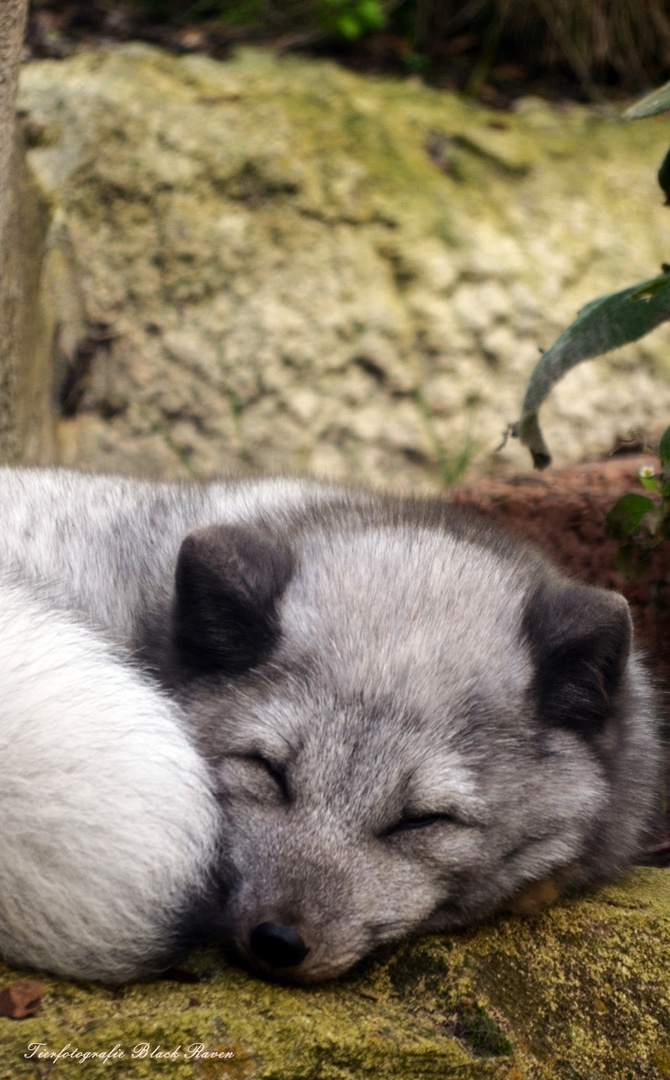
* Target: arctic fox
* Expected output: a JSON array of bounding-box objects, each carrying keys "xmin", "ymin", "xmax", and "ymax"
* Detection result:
[{"xmin": 0, "ymin": 467, "xmax": 660, "ymax": 983}]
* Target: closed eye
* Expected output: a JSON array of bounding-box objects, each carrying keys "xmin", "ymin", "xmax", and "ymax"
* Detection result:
[
  {"xmin": 383, "ymin": 812, "xmax": 460, "ymax": 836},
  {"xmin": 241, "ymin": 753, "xmax": 291, "ymax": 803}
]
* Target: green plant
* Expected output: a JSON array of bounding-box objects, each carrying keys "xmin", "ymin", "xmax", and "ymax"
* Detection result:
[
  {"xmin": 606, "ymin": 427, "xmax": 670, "ymax": 575},
  {"xmin": 511, "ymin": 80, "xmax": 670, "ymax": 576},
  {"xmin": 127, "ymin": 0, "xmax": 387, "ymax": 40},
  {"xmin": 317, "ymin": 0, "xmax": 387, "ymax": 39},
  {"xmin": 513, "ymin": 80, "xmax": 670, "ymax": 470}
]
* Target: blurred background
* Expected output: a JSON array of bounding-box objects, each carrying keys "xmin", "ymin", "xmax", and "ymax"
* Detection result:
[
  {"xmin": 26, "ymin": 0, "xmax": 670, "ymax": 102},
  {"xmin": 4, "ymin": 1, "xmax": 670, "ymax": 492}
]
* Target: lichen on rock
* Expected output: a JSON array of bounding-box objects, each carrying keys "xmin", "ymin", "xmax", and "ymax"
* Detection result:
[
  {"xmin": 16, "ymin": 45, "xmax": 670, "ymax": 487},
  {"xmin": 0, "ymin": 868, "xmax": 668, "ymax": 1078}
]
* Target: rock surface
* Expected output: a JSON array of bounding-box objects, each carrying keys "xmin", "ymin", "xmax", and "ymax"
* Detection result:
[
  {"xmin": 16, "ymin": 44, "xmax": 670, "ymax": 487},
  {"xmin": 0, "ymin": 869, "xmax": 668, "ymax": 1079}
]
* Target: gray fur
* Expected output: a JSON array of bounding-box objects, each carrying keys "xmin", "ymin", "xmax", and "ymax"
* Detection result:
[{"xmin": 0, "ymin": 467, "xmax": 660, "ymax": 982}]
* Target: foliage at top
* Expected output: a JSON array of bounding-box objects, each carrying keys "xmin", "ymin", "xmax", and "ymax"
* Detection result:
[
  {"xmin": 131, "ymin": 0, "xmax": 387, "ymax": 40},
  {"xmin": 122, "ymin": 0, "xmax": 670, "ymax": 94}
]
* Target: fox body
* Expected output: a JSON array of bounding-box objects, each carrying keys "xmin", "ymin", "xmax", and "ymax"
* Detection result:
[{"xmin": 0, "ymin": 467, "xmax": 660, "ymax": 983}]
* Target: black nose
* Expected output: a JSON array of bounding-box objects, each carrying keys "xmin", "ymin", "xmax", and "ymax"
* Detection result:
[{"xmin": 249, "ymin": 922, "xmax": 309, "ymax": 968}]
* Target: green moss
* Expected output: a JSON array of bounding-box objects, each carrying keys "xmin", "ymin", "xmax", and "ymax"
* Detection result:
[
  {"xmin": 385, "ymin": 938, "xmax": 454, "ymax": 998},
  {"xmin": 450, "ymin": 1003, "xmax": 513, "ymax": 1058},
  {"xmin": 1, "ymin": 871, "xmax": 669, "ymax": 1078}
]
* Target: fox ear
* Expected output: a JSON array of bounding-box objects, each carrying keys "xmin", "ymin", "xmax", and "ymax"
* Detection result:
[
  {"xmin": 173, "ymin": 524, "xmax": 295, "ymax": 675},
  {"xmin": 523, "ymin": 582, "xmax": 632, "ymax": 735}
]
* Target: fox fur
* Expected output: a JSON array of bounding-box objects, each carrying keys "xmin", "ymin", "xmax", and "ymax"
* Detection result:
[{"xmin": 0, "ymin": 467, "xmax": 660, "ymax": 983}]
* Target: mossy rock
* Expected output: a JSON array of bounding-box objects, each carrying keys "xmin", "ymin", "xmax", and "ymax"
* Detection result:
[
  {"xmin": 16, "ymin": 45, "xmax": 670, "ymax": 486},
  {"xmin": 1, "ymin": 868, "xmax": 668, "ymax": 1079}
]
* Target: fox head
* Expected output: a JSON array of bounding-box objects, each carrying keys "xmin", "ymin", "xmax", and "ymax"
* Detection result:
[{"xmin": 171, "ymin": 499, "xmax": 660, "ymax": 982}]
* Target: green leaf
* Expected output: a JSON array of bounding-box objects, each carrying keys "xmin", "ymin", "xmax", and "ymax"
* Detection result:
[
  {"xmin": 638, "ymin": 474, "xmax": 660, "ymax": 492},
  {"xmin": 335, "ymin": 13, "xmax": 361, "ymax": 37},
  {"xmin": 323, "ymin": 0, "xmax": 386, "ymax": 38},
  {"xmin": 513, "ymin": 272, "xmax": 670, "ymax": 468},
  {"xmin": 606, "ymin": 493, "xmax": 655, "ymax": 540},
  {"xmin": 658, "ymin": 148, "xmax": 670, "ymax": 206},
  {"xmin": 629, "ymin": 275, "xmax": 670, "ymax": 301},
  {"xmin": 659, "ymin": 425, "xmax": 670, "ymax": 466},
  {"xmin": 625, "ymin": 80, "xmax": 670, "ymax": 119},
  {"xmin": 357, "ymin": 0, "xmax": 385, "ymax": 28}
]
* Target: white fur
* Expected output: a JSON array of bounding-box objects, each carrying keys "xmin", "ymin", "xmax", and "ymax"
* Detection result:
[{"xmin": 0, "ymin": 579, "xmax": 219, "ymax": 982}]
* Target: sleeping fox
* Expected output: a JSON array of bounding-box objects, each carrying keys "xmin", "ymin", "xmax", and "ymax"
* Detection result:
[{"xmin": 0, "ymin": 467, "xmax": 659, "ymax": 982}]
